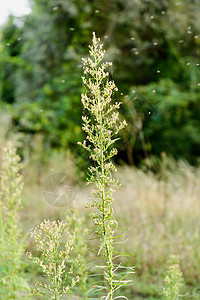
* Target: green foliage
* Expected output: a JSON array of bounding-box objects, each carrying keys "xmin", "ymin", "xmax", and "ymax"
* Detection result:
[
  {"xmin": 0, "ymin": 144, "xmax": 29, "ymax": 298},
  {"xmin": 0, "ymin": 16, "xmax": 23, "ymax": 104},
  {"xmin": 1, "ymin": 0, "xmax": 200, "ymax": 164},
  {"xmin": 122, "ymin": 79, "xmax": 200, "ymax": 163}
]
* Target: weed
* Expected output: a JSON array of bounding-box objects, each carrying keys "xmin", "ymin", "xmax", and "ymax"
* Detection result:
[
  {"xmin": 78, "ymin": 32, "xmax": 133, "ymax": 299},
  {"xmin": 0, "ymin": 144, "xmax": 29, "ymax": 298},
  {"xmin": 27, "ymin": 219, "xmax": 79, "ymax": 299},
  {"xmin": 162, "ymin": 255, "xmax": 183, "ymax": 299}
]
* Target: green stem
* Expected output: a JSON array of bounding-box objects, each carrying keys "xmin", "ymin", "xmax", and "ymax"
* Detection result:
[
  {"xmin": 54, "ymin": 264, "xmax": 58, "ymax": 300},
  {"xmin": 100, "ymin": 114, "xmax": 114, "ymax": 299}
]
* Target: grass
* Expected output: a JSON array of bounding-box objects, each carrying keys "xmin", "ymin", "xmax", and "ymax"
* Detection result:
[
  {"xmin": 0, "ymin": 116, "xmax": 199, "ymax": 298},
  {"xmin": 114, "ymin": 160, "xmax": 200, "ymax": 299},
  {"xmin": 15, "ymin": 148, "xmax": 199, "ymax": 299}
]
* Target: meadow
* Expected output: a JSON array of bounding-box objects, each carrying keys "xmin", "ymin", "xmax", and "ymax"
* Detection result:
[
  {"xmin": 1, "ymin": 4, "xmax": 200, "ymax": 297},
  {"xmin": 1, "ymin": 144, "xmax": 199, "ymax": 299}
]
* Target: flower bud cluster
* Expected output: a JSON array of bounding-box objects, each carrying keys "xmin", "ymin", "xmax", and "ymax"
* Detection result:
[
  {"xmin": 162, "ymin": 256, "xmax": 183, "ymax": 299},
  {"xmin": 79, "ymin": 32, "xmax": 126, "ymax": 207},
  {"xmin": 27, "ymin": 219, "xmax": 79, "ymax": 298}
]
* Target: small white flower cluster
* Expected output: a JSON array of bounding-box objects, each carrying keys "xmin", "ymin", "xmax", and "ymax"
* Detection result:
[
  {"xmin": 27, "ymin": 219, "xmax": 79, "ymax": 298},
  {"xmin": 162, "ymin": 256, "xmax": 183, "ymax": 300},
  {"xmin": 79, "ymin": 31, "xmax": 126, "ymax": 198}
]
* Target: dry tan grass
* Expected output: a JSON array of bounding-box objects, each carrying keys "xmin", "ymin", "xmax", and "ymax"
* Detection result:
[
  {"xmin": 18, "ymin": 150, "xmax": 200, "ymax": 298},
  {"xmin": 114, "ymin": 162, "xmax": 200, "ymax": 288}
]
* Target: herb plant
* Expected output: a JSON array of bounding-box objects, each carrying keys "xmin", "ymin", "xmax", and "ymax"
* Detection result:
[
  {"xmin": 78, "ymin": 32, "xmax": 133, "ymax": 299},
  {"xmin": 0, "ymin": 144, "xmax": 29, "ymax": 298},
  {"xmin": 162, "ymin": 255, "xmax": 183, "ymax": 300}
]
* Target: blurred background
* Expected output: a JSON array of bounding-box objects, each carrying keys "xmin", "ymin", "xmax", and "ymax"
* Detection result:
[{"xmin": 0, "ymin": 0, "xmax": 200, "ymax": 299}]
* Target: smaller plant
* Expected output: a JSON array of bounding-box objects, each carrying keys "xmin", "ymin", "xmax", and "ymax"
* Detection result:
[
  {"xmin": 0, "ymin": 144, "xmax": 29, "ymax": 298},
  {"xmin": 162, "ymin": 255, "xmax": 183, "ymax": 300},
  {"xmin": 27, "ymin": 219, "xmax": 80, "ymax": 299}
]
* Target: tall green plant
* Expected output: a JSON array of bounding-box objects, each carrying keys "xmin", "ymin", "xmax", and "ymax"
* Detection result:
[
  {"xmin": 0, "ymin": 144, "xmax": 29, "ymax": 298},
  {"xmin": 78, "ymin": 32, "xmax": 133, "ymax": 299}
]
